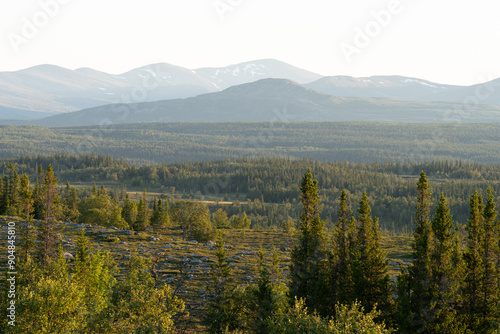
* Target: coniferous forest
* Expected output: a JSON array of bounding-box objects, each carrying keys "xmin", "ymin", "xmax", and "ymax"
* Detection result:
[{"xmin": 0, "ymin": 154, "xmax": 499, "ymax": 333}]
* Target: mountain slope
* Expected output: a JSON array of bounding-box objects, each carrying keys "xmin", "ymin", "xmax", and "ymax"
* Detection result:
[
  {"xmin": 305, "ymin": 75, "xmax": 500, "ymax": 107},
  {"xmin": 33, "ymin": 79, "xmax": 500, "ymax": 127},
  {"xmin": 195, "ymin": 59, "xmax": 322, "ymax": 89},
  {"xmin": 305, "ymin": 75, "xmax": 460, "ymax": 100},
  {"xmin": 0, "ymin": 63, "xmax": 219, "ymax": 118}
]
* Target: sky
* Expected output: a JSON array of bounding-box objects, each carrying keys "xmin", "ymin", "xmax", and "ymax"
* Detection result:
[{"xmin": 1, "ymin": 0, "xmax": 500, "ymax": 86}]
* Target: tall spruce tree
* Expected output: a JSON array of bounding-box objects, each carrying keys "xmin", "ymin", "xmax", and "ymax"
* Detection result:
[
  {"xmin": 397, "ymin": 171, "xmax": 433, "ymax": 332},
  {"xmin": 121, "ymin": 194, "xmax": 137, "ymax": 227},
  {"xmin": 37, "ymin": 164, "xmax": 59, "ymax": 265},
  {"xmin": 427, "ymin": 193, "xmax": 465, "ymax": 333},
  {"xmin": 330, "ymin": 189, "xmax": 355, "ymax": 310},
  {"xmin": 480, "ymin": 187, "xmax": 499, "ymax": 330},
  {"xmin": 463, "ymin": 189, "xmax": 486, "ymax": 332},
  {"xmin": 134, "ymin": 189, "xmax": 150, "ymax": 231},
  {"xmin": 19, "ymin": 174, "xmax": 35, "ymax": 262},
  {"xmin": 7, "ymin": 163, "xmax": 20, "ymax": 215},
  {"xmin": 289, "ymin": 169, "xmax": 329, "ymax": 315},
  {"xmin": 63, "ymin": 187, "xmax": 80, "ymax": 223},
  {"xmin": 204, "ymin": 232, "xmax": 243, "ymax": 333},
  {"xmin": 352, "ymin": 191, "xmax": 390, "ymax": 316},
  {"xmin": 32, "ymin": 165, "xmax": 45, "ymax": 219}
]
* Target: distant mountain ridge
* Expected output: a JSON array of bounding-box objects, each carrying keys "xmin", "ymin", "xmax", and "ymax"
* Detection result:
[
  {"xmin": 0, "ymin": 59, "xmax": 321, "ymax": 119},
  {"xmin": 31, "ymin": 78, "xmax": 500, "ymax": 127},
  {"xmin": 195, "ymin": 59, "xmax": 322, "ymax": 89},
  {"xmin": 2, "ymin": 59, "xmax": 500, "ymax": 121}
]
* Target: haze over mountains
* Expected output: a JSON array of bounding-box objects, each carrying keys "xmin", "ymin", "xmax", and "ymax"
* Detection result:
[
  {"xmin": 1, "ymin": 59, "xmax": 500, "ymax": 124},
  {"xmin": 33, "ymin": 79, "xmax": 500, "ymax": 126}
]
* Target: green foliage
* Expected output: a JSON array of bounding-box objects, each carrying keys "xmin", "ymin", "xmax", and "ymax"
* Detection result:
[
  {"xmin": 351, "ymin": 192, "xmax": 391, "ymax": 316},
  {"xmin": 122, "ymin": 193, "xmax": 138, "ymax": 227},
  {"xmin": 330, "ymin": 189, "xmax": 355, "ymax": 309},
  {"xmin": 105, "ymin": 255, "xmax": 184, "ymax": 333},
  {"xmin": 267, "ymin": 298, "xmax": 393, "ymax": 334},
  {"xmin": 205, "ymin": 233, "xmax": 246, "ymax": 333},
  {"xmin": 134, "ymin": 189, "xmax": 150, "ymax": 231},
  {"xmin": 37, "ymin": 164, "xmax": 61, "ymax": 265},
  {"xmin": 289, "ymin": 169, "xmax": 329, "ymax": 315},
  {"xmin": 229, "ymin": 211, "xmax": 251, "ymax": 229},
  {"xmin": 78, "ymin": 185, "xmax": 111, "ymax": 225},
  {"xmin": 213, "ymin": 208, "xmax": 229, "ymax": 228},
  {"xmin": 150, "ymin": 197, "xmax": 170, "ymax": 231},
  {"xmin": 404, "ymin": 171, "xmax": 433, "ymax": 332},
  {"xmin": 427, "ymin": 194, "xmax": 465, "ymax": 333},
  {"xmin": 171, "ymin": 200, "xmax": 215, "ymax": 241}
]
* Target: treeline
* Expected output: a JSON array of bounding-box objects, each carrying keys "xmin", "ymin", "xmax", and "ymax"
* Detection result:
[
  {"xmin": 2, "ymin": 154, "xmax": 500, "ymax": 233},
  {"xmin": 0, "ymin": 163, "xmax": 257, "ymax": 243}
]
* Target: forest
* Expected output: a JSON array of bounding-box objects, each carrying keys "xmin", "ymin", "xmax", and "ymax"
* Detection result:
[
  {"xmin": 1, "ymin": 154, "xmax": 499, "ymax": 233},
  {"xmin": 0, "ymin": 157, "xmax": 499, "ymax": 333},
  {"xmin": 1, "ymin": 122, "xmax": 500, "ymax": 164}
]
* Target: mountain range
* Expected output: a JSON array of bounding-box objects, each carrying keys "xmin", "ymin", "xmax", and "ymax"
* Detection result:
[
  {"xmin": 1, "ymin": 59, "xmax": 500, "ymax": 124},
  {"xmin": 32, "ymin": 78, "xmax": 500, "ymax": 126}
]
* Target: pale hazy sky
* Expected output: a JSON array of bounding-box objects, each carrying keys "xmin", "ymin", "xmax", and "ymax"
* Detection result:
[{"xmin": 1, "ymin": 0, "xmax": 499, "ymax": 85}]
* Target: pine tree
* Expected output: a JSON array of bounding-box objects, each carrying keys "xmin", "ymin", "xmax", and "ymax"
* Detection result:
[
  {"xmin": 289, "ymin": 169, "xmax": 329, "ymax": 316},
  {"xmin": 463, "ymin": 189, "xmax": 486, "ymax": 332},
  {"xmin": 427, "ymin": 193, "xmax": 465, "ymax": 333},
  {"xmin": 352, "ymin": 191, "xmax": 390, "ymax": 315}
]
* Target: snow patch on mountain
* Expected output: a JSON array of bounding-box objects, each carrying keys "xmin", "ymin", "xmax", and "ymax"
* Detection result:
[{"xmin": 403, "ymin": 78, "xmax": 438, "ymax": 88}]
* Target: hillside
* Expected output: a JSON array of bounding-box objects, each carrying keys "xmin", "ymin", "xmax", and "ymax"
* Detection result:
[{"xmin": 31, "ymin": 79, "xmax": 500, "ymax": 126}]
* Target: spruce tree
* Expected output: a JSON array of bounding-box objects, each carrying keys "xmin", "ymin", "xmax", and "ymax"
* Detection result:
[
  {"xmin": 121, "ymin": 194, "xmax": 137, "ymax": 227},
  {"xmin": 463, "ymin": 189, "xmax": 486, "ymax": 332},
  {"xmin": 204, "ymin": 232, "xmax": 243, "ymax": 333},
  {"xmin": 108, "ymin": 199, "xmax": 128, "ymax": 229},
  {"xmin": 352, "ymin": 191, "xmax": 390, "ymax": 315},
  {"xmin": 134, "ymin": 189, "xmax": 150, "ymax": 231},
  {"xmin": 330, "ymin": 189, "xmax": 355, "ymax": 310},
  {"xmin": 37, "ymin": 164, "xmax": 59, "ymax": 265},
  {"xmin": 63, "ymin": 187, "xmax": 80, "ymax": 223},
  {"xmin": 0, "ymin": 177, "xmax": 5, "ymax": 214},
  {"xmin": 408, "ymin": 171, "xmax": 433, "ymax": 331},
  {"xmin": 427, "ymin": 193, "xmax": 465, "ymax": 333},
  {"xmin": 19, "ymin": 174, "xmax": 35, "ymax": 262},
  {"xmin": 397, "ymin": 171, "xmax": 433, "ymax": 332},
  {"xmin": 32, "ymin": 165, "xmax": 45, "ymax": 219},
  {"xmin": 480, "ymin": 187, "xmax": 499, "ymax": 330},
  {"xmin": 289, "ymin": 169, "xmax": 329, "ymax": 316},
  {"xmin": 7, "ymin": 163, "xmax": 20, "ymax": 215},
  {"xmin": 150, "ymin": 198, "xmax": 170, "ymax": 232}
]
